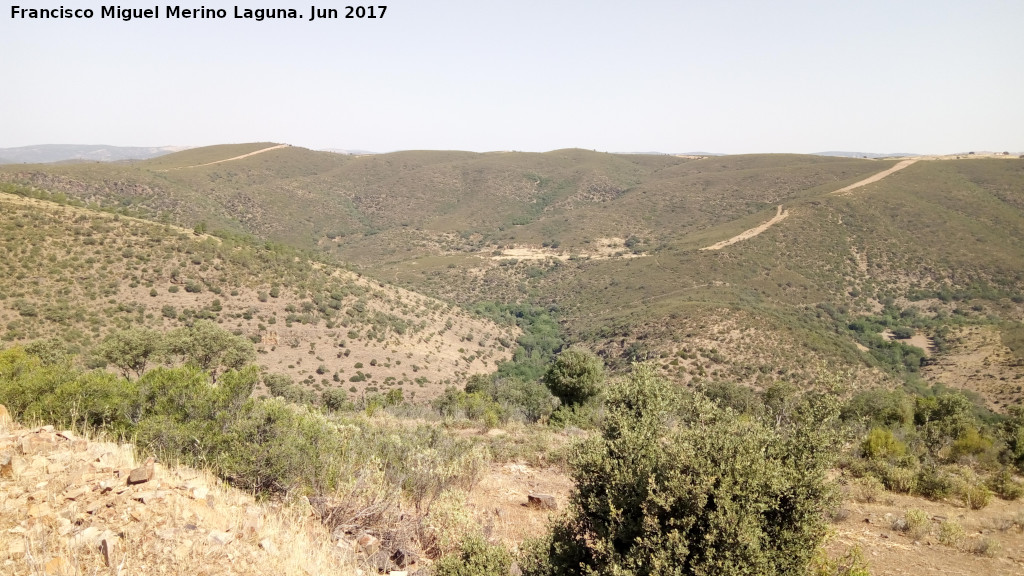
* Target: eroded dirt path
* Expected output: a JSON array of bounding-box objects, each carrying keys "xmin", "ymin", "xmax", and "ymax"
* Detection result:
[
  {"xmin": 831, "ymin": 159, "xmax": 917, "ymax": 196},
  {"xmin": 158, "ymin": 144, "xmax": 291, "ymax": 171},
  {"xmin": 701, "ymin": 159, "xmax": 919, "ymax": 250},
  {"xmin": 700, "ymin": 205, "xmax": 789, "ymax": 251}
]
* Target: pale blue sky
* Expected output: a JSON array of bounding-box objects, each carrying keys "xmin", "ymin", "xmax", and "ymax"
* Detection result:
[{"xmin": 2, "ymin": 0, "xmax": 1022, "ymax": 153}]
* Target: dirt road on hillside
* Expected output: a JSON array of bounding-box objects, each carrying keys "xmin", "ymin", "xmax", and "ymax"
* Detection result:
[
  {"xmin": 701, "ymin": 159, "xmax": 919, "ymax": 250},
  {"xmin": 831, "ymin": 159, "xmax": 917, "ymax": 196},
  {"xmin": 158, "ymin": 144, "xmax": 291, "ymax": 171},
  {"xmin": 700, "ymin": 205, "xmax": 789, "ymax": 251}
]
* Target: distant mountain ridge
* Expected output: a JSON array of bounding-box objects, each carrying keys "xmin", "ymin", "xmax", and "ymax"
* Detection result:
[
  {"xmin": 0, "ymin": 144, "xmax": 188, "ymax": 164},
  {"xmin": 813, "ymin": 151, "xmax": 918, "ymax": 159}
]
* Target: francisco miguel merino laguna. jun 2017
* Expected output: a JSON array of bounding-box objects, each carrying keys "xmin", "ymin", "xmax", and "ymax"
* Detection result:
[{"xmin": 9, "ymin": 5, "xmax": 386, "ymax": 21}]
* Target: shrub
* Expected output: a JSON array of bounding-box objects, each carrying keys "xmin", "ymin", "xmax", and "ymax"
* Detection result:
[
  {"xmin": 490, "ymin": 377, "xmax": 557, "ymax": 423},
  {"xmin": 433, "ymin": 534, "xmax": 512, "ymax": 576},
  {"xmin": 419, "ymin": 489, "xmax": 478, "ymax": 558},
  {"xmin": 522, "ymin": 364, "xmax": 841, "ymax": 576},
  {"xmin": 541, "ymin": 346, "xmax": 605, "ymax": 406},
  {"xmin": 862, "ymin": 427, "xmax": 907, "ymax": 460},
  {"xmin": 808, "ymin": 546, "xmax": 870, "ymax": 576},
  {"xmin": 916, "ymin": 465, "xmax": 955, "ymax": 500},
  {"xmin": 986, "ymin": 468, "xmax": 1024, "ymax": 500},
  {"xmin": 321, "ymin": 388, "xmax": 351, "ymax": 412},
  {"xmin": 841, "ymin": 388, "xmax": 914, "ymax": 428},
  {"xmin": 892, "ymin": 508, "xmax": 930, "ymax": 539},
  {"xmin": 959, "ymin": 483, "xmax": 992, "ymax": 510},
  {"xmin": 966, "ymin": 537, "xmax": 1002, "ymax": 557},
  {"xmin": 937, "ymin": 519, "xmax": 964, "ymax": 547},
  {"xmin": 877, "ymin": 463, "xmax": 917, "ymax": 494},
  {"xmin": 848, "ymin": 476, "xmax": 885, "ymax": 503}
]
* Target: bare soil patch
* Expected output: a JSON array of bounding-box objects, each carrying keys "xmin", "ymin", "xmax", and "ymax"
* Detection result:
[
  {"xmin": 700, "ymin": 205, "xmax": 789, "ymax": 251},
  {"xmin": 156, "ymin": 144, "xmax": 291, "ymax": 171},
  {"xmin": 832, "ymin": 159, "xmax": 918, "ymax": 196}
]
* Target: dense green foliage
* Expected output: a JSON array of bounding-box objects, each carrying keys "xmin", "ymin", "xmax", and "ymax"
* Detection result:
[
  {"xmin": 522, "ymin": 364, "xmax": 842, "ymax": 576},
  {"xmin": 0, "ymin": 346, "xmax": 487, "ymax": 503},
  {"xmin": 542, "ymin": 346, "xmax": 606, "ymax": 406}
]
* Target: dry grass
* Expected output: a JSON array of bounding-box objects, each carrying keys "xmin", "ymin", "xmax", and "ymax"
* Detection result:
[{"xmin": 0, "ymin": 415, "xmax": 357, "ymax": 576}]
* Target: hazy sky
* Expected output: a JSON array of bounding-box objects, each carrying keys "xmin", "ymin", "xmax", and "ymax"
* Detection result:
[{"xmin": 2, "ymin": 0, "xmax": 1022, "ymax": 153}]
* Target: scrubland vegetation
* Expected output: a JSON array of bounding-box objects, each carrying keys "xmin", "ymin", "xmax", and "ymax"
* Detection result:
[{"xmin": 3, "ymin": 146, "xmax": 1024, "ymax": 574}]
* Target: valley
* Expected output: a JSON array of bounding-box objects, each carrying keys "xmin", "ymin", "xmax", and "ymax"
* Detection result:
[{"xmin": 1, "ymin": 144, "xmax": 1023, "ymax": 576}]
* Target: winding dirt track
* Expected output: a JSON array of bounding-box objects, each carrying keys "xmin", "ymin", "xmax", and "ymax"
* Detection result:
[
  {"xmin": 157, "ymin": 144, "xmax": 290, "ymax": 171},
  {"xmin": 700, "ymin": 205, "xmax": 789, "ymax": 251},
  {"xmin": 700, "ymin": 159, "xmax": 919, "ymax": 250}
]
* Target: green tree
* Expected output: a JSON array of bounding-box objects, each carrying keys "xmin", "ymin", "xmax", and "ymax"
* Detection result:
[
  {"xmin": 166, "ymin": 320, "xmax": 255, "ymax": 382},
  {"xmin": 523, "ymin": 364, "xmax": 841, "ymax": 576},
  {"xmin": 95, "ymin": 327, "xmax": 163, "ymax": 380},
  {"xmin": 542, "ymin": 346, "xmax": 605, "ymax": 406}
]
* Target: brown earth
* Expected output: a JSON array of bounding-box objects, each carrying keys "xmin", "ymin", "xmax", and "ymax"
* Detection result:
[
  {"xmin": 0, "ymin": 413, "xmax": 360, "ymax": 576},
  {"xmin": 920, "ymin": 326, "xmax": 1024, "ymax": 410}
]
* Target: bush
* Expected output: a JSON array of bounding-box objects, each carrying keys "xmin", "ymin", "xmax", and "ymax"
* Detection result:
[
  {"xmin": 847, "ymin": 476, "xmax": 885, "ymax": 503},
  {"xmin": 522, "ymin": 364, "xmax": 841, "ymax": 576},
  {"xmin": 892, "ymin": 508, "xmax": 930, "ymax": 539},
  {"xmin": 490, "ymin": 377, "xmax": 557, "ymax": 423},
  {"xmin": 862, "ymin": 427, "xmax": 907, "ymax": 460},
  {"xmin": 433, "ymin": 534, "xmax": 512, "ymax": 576},
  {"xmin": 916, "ymin": 465, "xmax": 955, "ymax": 500},
  {"xmin": 937, "ymin": 519, "xmax": 964, "ymax": 547},
  {"xmin": 986, "ymin": 468, "xmax": 1024, "ymax": 500},
  {"xmin": 808, "ymin": 546, "xmax": 870, "ymax": 576},
  {"xmin": 542, "ymin": 346, "xmax": 605, "ymax": 406},
  {"xmin": 842, "ymin": 388, "xmax": 914, "ymax": 428},
  {"xmin": 877, "ymin": 463, "xmax": 917, "ymax": 494},
  {"xmin": 959, "ymin": 483, "xmax": 992, "ymax": 510}
]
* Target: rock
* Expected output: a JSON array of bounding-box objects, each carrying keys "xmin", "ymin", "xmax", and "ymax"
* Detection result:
[
  {"xmin": 70, "ymin": 526, "xmax": 102, "ymax": 548},
  {"xmin": 527, "ymin": 493, "xmax": 557, "ymax": 510},
  {"xmin": 126, "ymin": 457, "xmax": 155, "ymax": 485},
  {"xmin": 242, "ymin": 507, "xmax": 264, "ymax": 536},
  {"xmin": 8, "ymin": 539, "xmax": 25, "ymax": 558},
  {"xmin": 28, "ymin": 502, "xmax": 53, "ymax": 518},
  {"xmin": 356, "ymin": 533, "xmax": 380, "ymax": 553},
  {"xmin": 259, "ymin": 538, "xmax": 278, "ymax": 555},
  {"xmin": 100, "ymin": 538, "xmax": 118, "ymax": 567},
  {"xmin": 391, "ymin": 547, "xmax": 419, "ymax": 568},
  {"xmin": 208, "ymin": 530, "xmax": 235, "ymax": 546},
  {"xmin": 20, "ymin": 434, "xmax": 55, "ymax": 455},
  {"xmin": 0, "ymin": 451, "xmax": 13, "ymax": 478},
  {"xmin": 43, "ymin": 556, "xmax": 67, "ymax": 575},
  {"xmin": 0, "ymin": 404, "xmax": 10, "ymax": 427},
  {"xmin": 63, "ymin": 485, "xmax": 90, "ymax": 501}
]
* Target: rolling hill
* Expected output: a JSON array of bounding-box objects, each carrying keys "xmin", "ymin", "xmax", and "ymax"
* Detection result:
[
  {"xmin": 2, "ymin": 144, "xmax": 1023, "ymax": 407},
  {"xmin": 0, "ymin": 190, "xmax": 516, "ymax": 402}
]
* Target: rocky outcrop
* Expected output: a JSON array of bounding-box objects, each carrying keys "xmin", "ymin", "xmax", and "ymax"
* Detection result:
[{"xmin": 0, "ymin": 406, "xmax": 359, "ymax": 575}]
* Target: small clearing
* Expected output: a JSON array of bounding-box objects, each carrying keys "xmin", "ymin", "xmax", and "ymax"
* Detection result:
[
  {"xmin": 488, "ymin": 237, "xmax": 645, "ymax": 261},
  {"xmin": 700, "ymin": 205, "xmax": 789, "ymax": 251},
  {"xmin": 881, "ymin": 330, "xmax": 935, "ymax": 356}
]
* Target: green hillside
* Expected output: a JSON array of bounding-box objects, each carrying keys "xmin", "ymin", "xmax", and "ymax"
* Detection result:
[
  {"xmin": 0, "ymin": 191, "xmax": 516, "ymax": 402},
  {"xmin": 2, "ymin": 146, "xmax": 1023, "ymax": 406}
]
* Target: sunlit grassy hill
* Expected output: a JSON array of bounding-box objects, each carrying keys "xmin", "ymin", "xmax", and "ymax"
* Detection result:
[
  {"xmin": 2, "ymin": 145, "xmax": 1023, "ymax": 405},
  {"xmin": 0, "ymin": 192, "xmax": 516, "ymax": 402}
]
